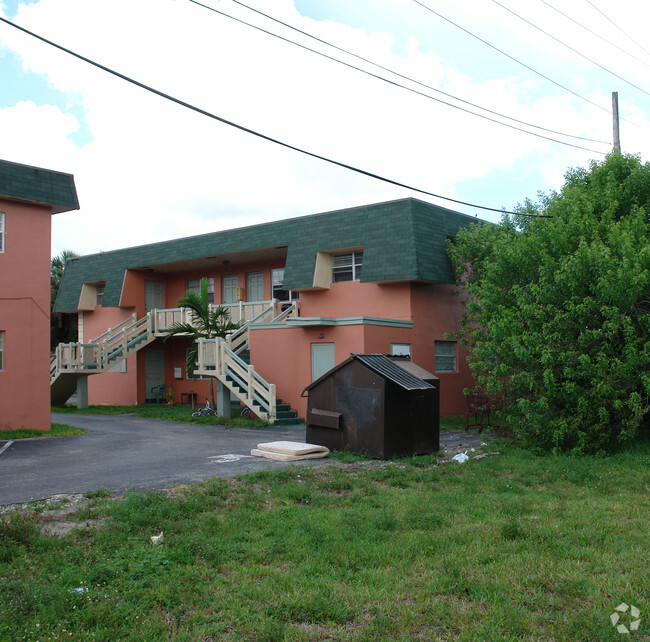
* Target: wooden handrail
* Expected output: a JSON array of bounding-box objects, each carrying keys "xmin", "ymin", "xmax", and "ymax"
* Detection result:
[{"xmin": 195, "ymin": 337, "xmax": 276, "ymax": 419}]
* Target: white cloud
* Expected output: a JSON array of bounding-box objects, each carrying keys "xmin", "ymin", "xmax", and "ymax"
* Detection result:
[{"xmin": 0, "ymin": 0, "xmax": 648, "ymax": 257}]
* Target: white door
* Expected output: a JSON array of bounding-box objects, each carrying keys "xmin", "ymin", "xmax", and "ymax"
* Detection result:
[
  {"xmin": 145, "ymin": 348, "xmax": 165, "ymax": 401},
  {"xmin": 247, "ymin": 272, "xmax": 264, "ymax": 302},
  {"xmin": 145, "ymin": 281, "xmax": 165, "ymax": 313},
  {"xmin": 222, "ymin": 275, "xmax": 238, "ymax": 304},
  {"xmin": 311, "ymin": 343, "xmax": 335, "ymax": 381}
]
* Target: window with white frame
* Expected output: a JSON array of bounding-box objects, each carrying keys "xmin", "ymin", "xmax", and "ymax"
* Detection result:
[
  {"xmin": 332, "ymin": 251, "xmax": 363, "ymax": 282},
  {"xmin": 390, "ymin": 343, "xmax": 411, "ymax": 356},
  {"xmin": 434, "ymin": 340, "xmax": 456, "ymax": 372},
  {"xmin": 0, "ymin": 331, "xmax": 4, "ymax": 370},
  {"xmin": 186, "ymin": 277, "xmax": 214, "ymax": 304},
  {"xmin": 96, "ymin": 282, "xmax": 105, "ymax": 307},
  {"xmin": 0, "ymin": 213, "xmax": 5, "ymax": 253},
  {"xmin": 272, "ymin": 268, "xmax": 298, "ymax": 302}
]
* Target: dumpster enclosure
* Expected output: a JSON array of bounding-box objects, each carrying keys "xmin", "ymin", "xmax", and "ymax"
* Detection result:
[{"xmin": 304, "ymin": 353, "xmax": 439, "ymax": 459}]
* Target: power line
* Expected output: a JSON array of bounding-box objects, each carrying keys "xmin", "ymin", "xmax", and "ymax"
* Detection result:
[
  {"xmin": 187, "ymin": 0, "xmax": 606, "ymax": 154},
  {"xmin": 537, "ymin": 0, "xmax": 650, "ymax": 70},
  {"xmin": 229, "ymin": 0, "xmax": 608, "ymax": 147},
  {"xmin": 410, "ymin": 0, "xmax": 613, "ymax": 117},
  {"xmin": 492, "ymin": 0, "xmax": 650, "ymax": 97},
  {"xmin": 584, "ymin": 0, "xmax": 650, "ymax": 59},
  {"xmin": 0, "ymin": 15, "xmax": 550, "ymax": 218}
]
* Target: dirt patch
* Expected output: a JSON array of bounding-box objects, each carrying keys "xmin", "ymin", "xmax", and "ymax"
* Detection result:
[{"xmin": 1, "ymin": 493, "xmax": 107, "ymax": 538}]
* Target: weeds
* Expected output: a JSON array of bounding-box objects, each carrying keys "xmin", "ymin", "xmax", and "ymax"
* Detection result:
[{"xmin": 0, "ymin": 438, "xmax": 648, "ymax": 640}]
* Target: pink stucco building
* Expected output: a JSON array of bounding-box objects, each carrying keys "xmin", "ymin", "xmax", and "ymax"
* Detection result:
[
  {"xmin": 0, "ymin": 159, "xmax": 79, "ymax": 431},
  {"xmin": 53, "ymin": 198, "xmax": 480, "ymax": 422}
]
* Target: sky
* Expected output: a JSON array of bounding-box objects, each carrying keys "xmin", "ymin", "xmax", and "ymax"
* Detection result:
[{"xmin": 1, "ymin": 0, "xmax": 649, "ymax": 257}]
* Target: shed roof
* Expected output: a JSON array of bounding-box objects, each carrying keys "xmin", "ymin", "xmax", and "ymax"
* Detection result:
[
  {"xmin": 55, "ymin": 197, "xmax": 482, "ymax": 312},
  {"xmin": 305, "ymin": 353, "xmax": 435, "ymax": 392},
  {"xmin": 387, "ymin": 355, "xmax": 439, "ymax": 383},
  {"xmin": 0, "ymin": 159, "xmax": 79, "ymax": 214}
]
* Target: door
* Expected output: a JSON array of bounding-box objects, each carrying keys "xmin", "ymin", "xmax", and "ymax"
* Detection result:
[
  {"xmin": 311, "ymin": 343, "xmax": 335, "ymax": 381},
  {"xmin": 247, "ymin": 272, "xmax": 264, "ymax": 302},
  {"xmin": 222, "ymin": 275, "xmax": 238, "ymax": 304},
  {"xmin": 145, "ymin": 280, "xmax": 165, "ymax": 313},
  {"xmin": 145, "ymin": 348, "xmax": 165, "ymax": 402}
]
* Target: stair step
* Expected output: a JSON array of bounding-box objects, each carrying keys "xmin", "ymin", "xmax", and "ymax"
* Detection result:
[
  {"xmin": 273, "ymin": 416, "xmax": 304, "ymax": 426},
  {"xmin": 274, "ymin": 410, "xmax": 297, "ymax": 419}
]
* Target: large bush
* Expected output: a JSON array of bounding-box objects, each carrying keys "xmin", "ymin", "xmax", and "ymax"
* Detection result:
[{"xmin": 450, "ymin": 153, "xmax": 649, "ymax": 453}]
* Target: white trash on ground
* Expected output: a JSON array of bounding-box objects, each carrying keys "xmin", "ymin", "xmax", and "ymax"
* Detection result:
[
  {"xmin": 451, "ymin": 451, "xmax": 470, "ymax": 463},
  {"xmin": 251, "ymin": 441, "xmax": 329, "ymax": 462}
]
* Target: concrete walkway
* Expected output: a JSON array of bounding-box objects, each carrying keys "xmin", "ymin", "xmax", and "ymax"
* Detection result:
[{"xmin": 0, "ymin": 414, "xmax": 493, "ymax": 506}]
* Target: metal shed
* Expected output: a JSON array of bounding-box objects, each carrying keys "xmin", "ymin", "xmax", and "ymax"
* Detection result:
[{"xmin": 303, "ymin": 353, "xmax": 439, "ymax": 459}]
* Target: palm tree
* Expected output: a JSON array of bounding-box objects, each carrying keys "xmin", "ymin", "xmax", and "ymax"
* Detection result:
[{"xmin": 163, "ymin": 278, "xmax": 240, "ymax": 409}]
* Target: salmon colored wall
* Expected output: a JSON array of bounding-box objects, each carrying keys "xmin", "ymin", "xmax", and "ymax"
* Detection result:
[
  {"xmin": 82, "ymin": 306, "xmax": 136, "ymax": 342},
  {"xmin": 299, "ymin": 281, "xmax": 412, "ymax": 320},
  {"xmin": 82, "ymin": 307, "xmax": 140, "ymax": 405},
  {"xmin": 410, "ymin": 283, "xmax": 474, "ymax": 415},
  {"xmin": 249, "ymin": 323, "xmax": 407, "ymax": 419},
  {"xmin": 161, "ymin": 337, "xmax": 213, "ymax": 405},
  {"xmin": 0, "ymin": 202, "xmax": 52, "ymax": 430},
  {"xmin": 361, "ymin": 325, "xmax": 413, "ymax": 354},
  {"xmin": 0, "ymin": 300, "xmax": 51, "ymax": 430},
  {"xmin": 120, "ymin": 270, "xmax": 146, "ymax": 314}
]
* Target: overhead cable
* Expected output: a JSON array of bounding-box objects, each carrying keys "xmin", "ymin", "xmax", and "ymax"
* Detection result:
[
  {"xmin": 410, "ymin": 0, "xmax": 613, "ymax": 117},
  {"xmin": 538, "ymin": 0, "xmax": 650, "ymax": 70},
  {"xmin": 493, "ymin": 0, "xmax": 650, "ymax": 97},
  {"xmin": 229, "ymin": 0, "xmax": 608, "ymax": 147},
  {"xmin": 584, "ymin": 0, "xmax": 650, "ymax": 59},
  {"xmin": 0, "ymin": 16, "xmax": 551, "ymax": 217}
]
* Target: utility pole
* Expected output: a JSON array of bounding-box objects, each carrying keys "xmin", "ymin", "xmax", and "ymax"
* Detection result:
[{"xmin": 612, "ymin": 91, "xmax": 621, "ymax": 153}]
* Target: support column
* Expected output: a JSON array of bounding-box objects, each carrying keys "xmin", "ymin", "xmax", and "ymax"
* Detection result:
[
  {"xmin": 217, "ymin": 381, "xmax": 231, "ymax": 418},
  {"xmin": 77, "ymin": 375, "xmax": 89, "ymax": 409}
]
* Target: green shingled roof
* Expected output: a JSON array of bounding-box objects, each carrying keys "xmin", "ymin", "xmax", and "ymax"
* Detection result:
[
  {"xmin": 0, "ymin": 159, "xmax": 79, "ymax": 214},
  {"xmin": 55, "ymin": 198, "xmax": 481, "ymax": 312}
]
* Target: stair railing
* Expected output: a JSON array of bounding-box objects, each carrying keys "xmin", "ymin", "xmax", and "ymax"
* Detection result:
[
  {"xmin": 101, "ymin": 312, "xmax": 155, "ymax": 366},
  {"xmin": 270, "ymin": 301, "xmax": 298, "ymax": 323},
  {"xmin": 89, "ymin": 313, "xmax": 137, "ymax": 344},
  {"xmin": 195, "ymin": 337, "xmax": 276, "ymax": 420},
  {"xmin": 226, "ymin": 299, "xmax": 278, "ymax": 354}
]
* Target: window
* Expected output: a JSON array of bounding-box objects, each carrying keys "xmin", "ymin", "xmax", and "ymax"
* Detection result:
[
  {"xmin": 96, "ymin": 282, "xmax": 105, "ymax": 307},
  {"xmin": 0, "ymin": 212, "xmax": 4, "ymax": 253},
  {"xmin": 0, "ymin": 331, "xmax": 3, "ymax": 370},
  {"xmin": 332, "ymin": 251, "xmax": 363, "ymax": 282},
  {"xmin": 186, "ymin": 278, "xmax": 214, "ymax": 304},
  {"xmin": 435, "ymin": 340, "xmax": 456, "ymax": 372},
  {"xmin": 390, "ymin": 343, "xmax": 411, "ymax": 356},
  {"xmin": 272, "ymin": 268, "xmax": 298, "ymax": 302}
]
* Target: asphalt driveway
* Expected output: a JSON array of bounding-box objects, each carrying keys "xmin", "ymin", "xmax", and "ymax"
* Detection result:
[
  {"xmin": 0, "ymin": 414, "xmax": 491, "ymax": 507},
  {"xmin": 0, "ymin": 414, "xmax": 327, "ymax": 506}
]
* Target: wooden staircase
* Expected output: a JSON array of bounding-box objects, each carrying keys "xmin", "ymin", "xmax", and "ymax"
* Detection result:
[
  {"xmin": 50, "ymin": 313, "xmax": 156, "ymax": 406},
  {"xmin": 50, "ymin": 300, "xmax": 301, "ymax": 422}
]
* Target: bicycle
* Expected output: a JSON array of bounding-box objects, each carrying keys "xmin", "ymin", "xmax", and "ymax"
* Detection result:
[{"xmin": 192, "ymin": 399, "xmax": 219, "ymax": 418}]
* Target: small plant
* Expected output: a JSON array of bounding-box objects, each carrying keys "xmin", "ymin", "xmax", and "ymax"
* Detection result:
[{"xmin": 165, "ymin": 387, "xmax": 174, "ymax": 406}]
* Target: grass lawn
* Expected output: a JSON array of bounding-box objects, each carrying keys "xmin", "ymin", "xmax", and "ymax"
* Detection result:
[
  {"xmin": 1, "ymin": 436, "xmax": 648, "ymax": 640},
  {"xmin": 0, "ymin": 423, "xmax": 87, "ymax": 440},
  {"xmin": 52, "ymin": 403, "xmax": 270, "ymax": 428}
]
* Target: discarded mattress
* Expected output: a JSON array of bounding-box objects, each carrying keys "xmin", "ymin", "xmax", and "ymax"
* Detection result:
[{"xmin": 251, "ymin": 440, "xmax": 330, "ymax": 461}]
